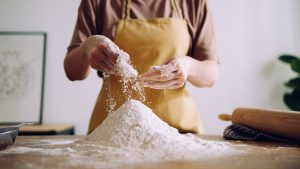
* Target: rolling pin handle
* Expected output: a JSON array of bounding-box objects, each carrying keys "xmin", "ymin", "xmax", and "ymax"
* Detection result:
[{"xmin": 218, "ymin": 114, "xmax": 232, "ymax": 121}]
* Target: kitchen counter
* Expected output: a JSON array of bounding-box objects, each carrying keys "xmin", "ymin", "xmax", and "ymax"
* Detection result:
[{"xmin": 0, "ymin": 135, "xmax": 299, "ymax": 169}]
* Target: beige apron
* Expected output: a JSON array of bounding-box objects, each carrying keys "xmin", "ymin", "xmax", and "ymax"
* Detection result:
[{"xmin": 88, "ymin": 0, "xmax": 202, "ymax": 134}]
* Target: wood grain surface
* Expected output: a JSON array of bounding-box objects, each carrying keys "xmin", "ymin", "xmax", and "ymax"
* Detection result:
[{"xmin": 0, "ymin": 136, "xmax": 300, "ymax": 169}]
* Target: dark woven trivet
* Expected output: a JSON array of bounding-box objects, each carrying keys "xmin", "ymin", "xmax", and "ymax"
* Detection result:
[{"xmin": 223, "ymin": 124, "xmax": 297, "ymax": 143}]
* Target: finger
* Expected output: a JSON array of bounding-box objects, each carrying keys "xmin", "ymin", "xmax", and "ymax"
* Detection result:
[
  {"xmin": 90, "ymin": 59, "xmax": 107, "ymax": 72},
  {"xmin": 139, "ymin": 69, "xmax": 163, "ymax": 80},
  {"xmin": 107, "ymin": 52, "xmax": 118, "ymax": 66},
  {"xmin": 90, "ymin": 56, "xmax": 112, "ymax": 72},
  {"xmin": 167, "ymin": 59, "xmax": 180, "ymax": 71},
  {"xmin": 101, "ymin": 43, "xmax": 113, "ymax": 57},
  {"xmin": 166, "ymin": 83, "xmax": 181, "ymax": 90},
  {"xmin": 90, "ymin": 61, "xmax": 108, "ymax": 72},
  {"xmin": 102, "ymin": 59, "xmax": 115, "ymax": 71},
  {"xmin": 140, "ymin": 66, "xmax": 179, "ymax": 81},
  {"xmin": 97, "ymin": 43, "xmax": 115, "ymax": 60},
  {"xmin": 101, "ymin": 56, "xmax": 115, "ymax": 69},
  {"xmin": 100, "ymin": 52, "xmax": 117, "ymax": 68},
  {"xmin": 99, "ymin": 44, "xmax": 119, "ymax": 67},
  {"xmin": 151, "ymin": 66, "xmax": 161, "ymax": 71},
  {"xmin": 104, "ymin": 40, "xmax": 119, "ymax": 53},
  {"xmin": 96, "ymin": 43, "xmax": 107, "ymax": 52},
  {"xmin": 90, "ymin": 45, "xmax": 109, "ymax": 63},
  {"xmin": 162, "ymin": 57, "xmax": 175, "ymax": 65},
  {"xmin": 89, "ymin": 46, "xmax": 102, "ymax": 58},
  {"xmin": 118, "ymin": 50, "xmax": 129, "ymax": 61},
  {"xmin": 160, "ymin": 64, "xmax": 177, "ymax": 76},
  {"xmin": 100, "ymin": 59, "xmax": 114, "ymax": 72},
  {"xmin": 90, "ymin": 46, "xmax": 116, "ymax": 70},
  {"xmin": 140, "ymin": 72, "xmax": 176, "ymax": 82},
  {"xmin": 140, "ymin": 58, "xmax": 181, "ymax": 80},
  {"xmin": 153, "ymin": 80, "xmax": 185, "ymax": 90},
  {"xmin": 142, "ymin": 79, "xmax": 179, "ymax": 89},
  {"xmin": 173, "ymin": 70, "xmax": 185, "ymax": 78}
]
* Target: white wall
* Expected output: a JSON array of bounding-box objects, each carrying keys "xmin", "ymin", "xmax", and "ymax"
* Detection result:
[
  {"xmin": 0, "ymin": 0, "xmax": 99, "ymax": 135},
  {"xmin": 0, "ymin": 0, "xmax": 299, "ymax": 135},
  {"xmin": 196, "ymin": 0, "xmax": 300, "ymax": 134}
]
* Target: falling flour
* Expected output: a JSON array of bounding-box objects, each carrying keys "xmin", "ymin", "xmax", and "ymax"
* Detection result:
[
  {"xmin": 100, "ymin": 36, "xmax": 146, "ymax": 113},
  {"xmin": 103, "ymin": 62, "xmax": 146, "ymax": 113},
  {"xmin": 108, "ymin": 48, "xmax": 138, "ymax": 78}
]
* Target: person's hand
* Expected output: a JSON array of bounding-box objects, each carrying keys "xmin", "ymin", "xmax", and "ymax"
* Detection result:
[
  {"xmin": 139, "ymin": 56, "xmax": 190, "ymax": 89},
  {"xmin": 82, "ymin": 35, "xmax": 119, "ymax": 73}
]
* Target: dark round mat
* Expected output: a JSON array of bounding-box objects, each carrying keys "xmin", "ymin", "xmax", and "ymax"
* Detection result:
[{"xmin": 223, "ymin": 124, "xmax": 297, "ymax": 143}]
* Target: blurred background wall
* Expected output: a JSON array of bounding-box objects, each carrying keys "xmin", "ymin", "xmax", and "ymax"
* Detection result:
[{"xmin": 0, "ymin": 0, "xmax": 299, "ymax": 135}]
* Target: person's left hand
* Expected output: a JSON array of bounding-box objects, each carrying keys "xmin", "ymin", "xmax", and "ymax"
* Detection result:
[{"xmin": 139, "ymin": 56, "xmax": 190, "ymax": 89}]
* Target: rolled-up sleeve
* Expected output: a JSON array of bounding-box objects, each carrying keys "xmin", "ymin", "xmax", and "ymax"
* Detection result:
[
  {"xmin": 67, "ymin": 0, "xmax": 100, "ymax": 53},
  {"xmin": 184, "ymin": 0, "xmax": 219, "ymax": 62}
]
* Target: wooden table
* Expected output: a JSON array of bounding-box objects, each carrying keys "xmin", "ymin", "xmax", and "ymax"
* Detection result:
[{"xmin": 0, "ymin": 135, "xmax": 300, "ymax": 169}]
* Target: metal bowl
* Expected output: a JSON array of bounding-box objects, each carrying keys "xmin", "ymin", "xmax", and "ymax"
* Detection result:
[
  {"xmin": 0, "ymin": 123, "xmax": 33, "ymax": 150},
  {"xmin": 0, "ymin": 127, "xmax": 19, "ymax": 150}
]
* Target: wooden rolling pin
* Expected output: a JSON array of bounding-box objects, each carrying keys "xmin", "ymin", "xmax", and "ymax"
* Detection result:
[{"xmin": 219, "ymin": 108, "xmax": 300, "ymax": 141}]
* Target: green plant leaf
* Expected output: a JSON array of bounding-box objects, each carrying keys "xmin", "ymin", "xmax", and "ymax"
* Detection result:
[
  {"xmin": 285, "ymin": 77, "xmax": 300, "ymax": 90},
  {"xmin": 283, "ymin": 90, "xmax": 300, "ymax": 111},
  {"xmin": 291, "ymin": 59, "xmax": 300, "ymax": 74},
  {"xmin": 279, "ymin": 54, "xmax": 298, "ymax": 64}
]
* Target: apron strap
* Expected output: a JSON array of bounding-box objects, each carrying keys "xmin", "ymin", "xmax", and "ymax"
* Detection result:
[
  {"xmin": 122, "ymin": 0, "xmax": 131, "ymax": 19},
  {"xmin": 170, "ymin": 0, "xmax": 183, "ymax": 19},
  {"xmin": 122, "ymin": 0, "xmax": 183, "ymax": 20}
]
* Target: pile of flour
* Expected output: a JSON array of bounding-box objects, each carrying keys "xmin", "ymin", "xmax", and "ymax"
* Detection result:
[{"xmin": 72, "ymin": 99, "xmax": 237, "ymax": 164}]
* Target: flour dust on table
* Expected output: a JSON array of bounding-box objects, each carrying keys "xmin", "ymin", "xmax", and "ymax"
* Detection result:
[{"xmin": 0, "ymin": 100, "xmax": 244, "ymax": 169}]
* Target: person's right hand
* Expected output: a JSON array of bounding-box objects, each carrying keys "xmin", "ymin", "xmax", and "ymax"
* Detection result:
[{"xmin": 82, "ymin": 35, "xmax": 119, "ymax": 73}]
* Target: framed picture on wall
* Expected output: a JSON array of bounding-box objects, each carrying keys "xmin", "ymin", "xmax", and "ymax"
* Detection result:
[{"xmin": 0, "ymin": 32, "xmax": 47, "ymax": 124}]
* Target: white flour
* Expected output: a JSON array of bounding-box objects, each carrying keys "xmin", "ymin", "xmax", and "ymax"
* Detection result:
[
  {"xmin": 103, "ymin": 54, "xmax": 145, "ymax": 113},
  {"xmin": 103, "ymin": 36, "xmax": 138, "ymax": 78},
  {"xmin": 111, "ymin": 50, "xmax": 138, "ymax": 78},
  {"xmin": 95, "ymin": 35, "xmax": 148, "ymax": 114},
  {"xmin": 1, "ymin": 100, "xmax": 249, "ymax": 169}
]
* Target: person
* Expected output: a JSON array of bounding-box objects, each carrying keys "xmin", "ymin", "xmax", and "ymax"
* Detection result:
[{"xmin": 64, "ymin": 0, "xmax": 219, "ymax": 134}]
